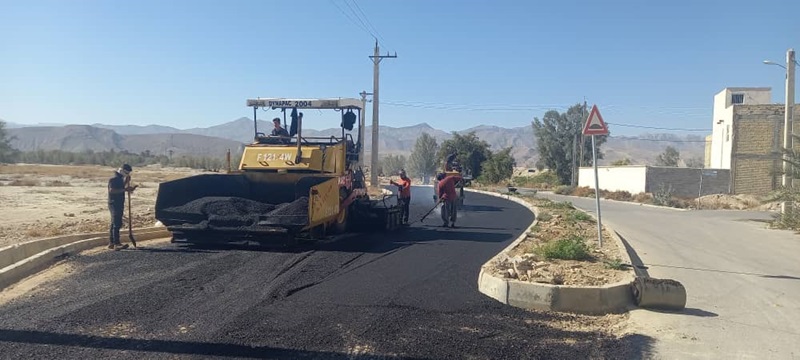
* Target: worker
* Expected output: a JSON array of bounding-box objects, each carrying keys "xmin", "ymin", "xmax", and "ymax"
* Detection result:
[
  {"xmin": 271, "ymin": 118, "xmax": 290, "ymax": 137},
  {"xmin": 108, "ymin": 164, "xmax": 137, "ymax": 250},
  {"xmin": 390, "ymin": 169, "xmax": 412, "ymax": 225},
  {"xmin": 437, "ymin": 172, "xmax": 463, "ymax": 228}
]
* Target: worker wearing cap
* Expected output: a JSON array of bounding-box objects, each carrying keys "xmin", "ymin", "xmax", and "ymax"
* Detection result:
[
  {"xmin": 390, "ymin": 169, "xmax": 412, "ymax": 225},
  {"xmin": 437, "ymin": 172, "xmax": 462, "ymax": 228},
  {"xmin": 108, "ymin": 164, "xmax": 137, "ymax": 250}
]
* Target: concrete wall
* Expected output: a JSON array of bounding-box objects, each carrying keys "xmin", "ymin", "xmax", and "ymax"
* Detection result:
[
  {"xmin": 704, "ymin": 135, "xmax": 713, "ymax": 168},
  {"xmin": 729, "ymin": 104, "xmax": 800, "ymax": 195},
  {"xmin": 579, "ymin": 166, "xmax": 730, "ymax": 198},
  {"xmin": 578, "ymin": 166, "xmax": 647, "ymax": 194},
  {"xmin": 645, "ymin": 167, "xmax": 731, "ymax": 198},
  {"xmin": 710, "ymin": 88, "xmax": 772, "ymax": 170}
]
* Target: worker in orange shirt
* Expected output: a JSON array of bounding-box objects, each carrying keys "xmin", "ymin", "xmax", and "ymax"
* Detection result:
[
  {"xmin": 390, "ymin": 169, "xmax": 412, "ymax": 225},
  {"xmin": 436, "ymin": 172, "xmax": 463, "ymax": 228}
]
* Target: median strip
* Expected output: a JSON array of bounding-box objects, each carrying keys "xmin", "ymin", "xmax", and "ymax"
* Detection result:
[{"xmin": 468, "ymin": 188, "xmax": 637, "ymax": 314}]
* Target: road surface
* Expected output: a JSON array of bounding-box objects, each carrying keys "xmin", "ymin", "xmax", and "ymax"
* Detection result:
[
  {"xmin": 0, "ymin": 187, "xmax": 646, "ymax": 359},
  {"xmin": 536, "ymin": 191, "xmax": 800, "ymax": 360}
]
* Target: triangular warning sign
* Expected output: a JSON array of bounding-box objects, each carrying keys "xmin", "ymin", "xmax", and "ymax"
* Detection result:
[{"xmin": 582, "ymin": 105, "xmax": 609, "ymax": 136}]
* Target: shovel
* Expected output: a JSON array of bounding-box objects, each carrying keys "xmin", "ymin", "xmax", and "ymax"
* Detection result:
[{"xmin": 127, "ymin": 190, "xmax": 137, "ymax": 248}]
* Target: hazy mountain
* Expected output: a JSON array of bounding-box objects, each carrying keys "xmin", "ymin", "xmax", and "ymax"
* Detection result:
[
  {"xmin": 8, "ymin": 126, "xmax": 243, "ymax": 157},
  {"xmin": 93, "ymin": 123, "xmax": 182, "ymax": 135},
  {"xmin": 7, "ymin": 120, "xmax": 706, "ymax": 167}
]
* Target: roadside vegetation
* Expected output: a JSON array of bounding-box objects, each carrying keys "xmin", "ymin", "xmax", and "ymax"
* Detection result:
[{"xmin": 490, "ymin": 195, "xmax": 631, "ymax": 286}]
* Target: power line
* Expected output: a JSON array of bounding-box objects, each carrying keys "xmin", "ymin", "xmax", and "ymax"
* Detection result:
[
  {"xmin": 606, "ymin": 122, "xmax": 711, "ymax": 132},
  {"xmin": 607, "ymin": 136, "xmax": 708, "ymax": 143},
  {"xmin": 349, "ymin": 0, "xmax": 389, "ymax": 47},
  {"xmin": 328, "ymin": 0, "xmax": 374, "ymax": 39}
]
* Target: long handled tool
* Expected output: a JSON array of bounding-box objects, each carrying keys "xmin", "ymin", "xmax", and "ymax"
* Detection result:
[
  {"xmin": 419, "ymin": 197, "xmax": 444, "ymax": 223},
  {"xmin": 127, "ymin": 191, "xmax": 137, "ymax": 248}
]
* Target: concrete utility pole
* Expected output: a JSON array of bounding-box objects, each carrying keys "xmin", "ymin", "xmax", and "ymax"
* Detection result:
[
  {"xmin": 368, "ymin": 40, "xmax": 397, "ymax": 189},
  {"xmin": 783, "ymin": 49, "xmax": 796, "ymax": 214},
  {"xmin": 359, "ymin": 91, "xmax": 372, "ymax": 169}
]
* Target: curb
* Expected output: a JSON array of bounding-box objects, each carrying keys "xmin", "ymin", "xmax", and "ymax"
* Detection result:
[
  {"xmin": 0, "ymin": 227, "xmax": 171, "ymax": 291},
  {"xmin": 466, "ymin": 188, "xmax": 637, "ymax": 315}
]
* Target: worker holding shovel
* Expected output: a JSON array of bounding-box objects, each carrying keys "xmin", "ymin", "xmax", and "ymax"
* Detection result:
[{"xmin": 107, "ymin": 164, "xmax": 137, "ymax": 250}]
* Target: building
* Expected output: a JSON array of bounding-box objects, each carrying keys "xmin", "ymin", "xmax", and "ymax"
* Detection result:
[{"xmin": 707, "ymin": 87, "xmax": 800, "ymax": 195}]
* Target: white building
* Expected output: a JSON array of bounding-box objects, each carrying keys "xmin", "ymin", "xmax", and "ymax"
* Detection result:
[{"xmin": 709, "ymin": 87, "xmax": 772, "ymax": 169}]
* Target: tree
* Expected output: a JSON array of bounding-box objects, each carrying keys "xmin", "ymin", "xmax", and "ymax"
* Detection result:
[
  {"xmin": 611, "ymin": 158, "xmax": 632, "ymax": 166},
  {"xmin": 408, "ymin": 133, "xmax": 439, "ymax": 178},
  {"xmin": 380, "ymin": 154, "xmax": 407, "ymax": 176},
  {"xmin": 532, "ymin": 103, "xmax": 608, "ymax": 185},
  {"xmin": 655, "ymin": 146, "xmax": 680, "ymax": 167},
  {"xmin": 685, "ymin": 156, "xmax": 704, "ymax": 168},
  {"xmin": 437, "ymin": 132, "xmax": 492, "ymax": 178},
  {"xmin": 0, "ymin": 120, "xmax": 17, "ymax": 163},
  {"xmin": 480, "ymin": 147, "xmax": 516, "ymax": 184}
]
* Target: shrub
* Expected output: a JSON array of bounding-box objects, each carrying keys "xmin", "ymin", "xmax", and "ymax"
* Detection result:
[
  {"xmin": 569, "ymin": 210, "xmax": 593, "ymax": 222},
  {"xmin": 8, "ymin": 178, "xmax": 39, "ymax": 186},
  {"xmin": 605, "ymin": 190, "xmax": 633, "ymax": 201},
  {"xmin": 553, "ymin": 185, "xmax": 575, "ymax": 195},
  {"xmin": 535, "ymin": 235, "xmax": 590, "ymax": 260},
  {"xmin": 632, "ymin": 192, "xmax": 652, "ymax": 203},
  {"xmin": 604, "ymin": 258, "xmax": 626, "ymax": 270},
  {"xmin": 537, "ymin": 212, "xmax": 553, "ymax": 222},
  {"xmin": 652, "ymin": 183, "xmax": 673, "ymax": 206},
  {"xmin": 45, "ymin": 180, "xmax": 72, "ymax": 187},
  {"xmin": 572, "ymin": 186, "xmax": 595, "ymax": 197},
  {"xmin": 540, "ymin": 200, "xmax": 574, "ymax": 210}
]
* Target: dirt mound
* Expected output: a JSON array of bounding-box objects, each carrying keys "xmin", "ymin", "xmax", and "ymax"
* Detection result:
[{"xmin": 697, "ymin": 194, "xmax": 766, "ymax": 210}]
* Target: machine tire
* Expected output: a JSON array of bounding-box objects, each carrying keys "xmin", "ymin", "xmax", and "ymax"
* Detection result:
[{"xmin": 334, "ymin": 206, "xmax": 349, "ymax": 234}]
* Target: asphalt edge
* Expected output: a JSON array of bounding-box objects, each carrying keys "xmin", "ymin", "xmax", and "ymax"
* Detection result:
[
  {"xmin": 0, "ymin": 227, "xmax": 170, "ymax": 291},
  {"xmin": 467, "ymin": 188, "xmax": 637, "ymax": 315}
]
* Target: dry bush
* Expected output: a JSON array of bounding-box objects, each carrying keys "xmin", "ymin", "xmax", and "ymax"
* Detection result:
[
  {"xmin": 8, "ymin": 178, "xmax": 40, "ymax": 186},
  {"xmin": 604, "ymin": 190, "xmax": 633, "ymax": 201},
  {"xmin": 669, "ymin": 197, "xmax": 694, "ymax": 209},
  {"xmin": 24, "ymin": 227, "xmax": 63, "ymax": 238},
  {"xmin": 572, "ymin": 186, "xmax": 595, "ymax": 197},
  {"xmin": 632, "ymin": 192, "xmax": 652, "ymax": 203},
  {"xmin": 45, "ymin": 180, "xmax": 72, "ymax": 187}
]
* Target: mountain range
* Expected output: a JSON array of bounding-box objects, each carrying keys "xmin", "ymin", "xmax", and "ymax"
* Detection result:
[{"xmin": 5, "ymin": 118, "xmax": 707, "ymax": 167}]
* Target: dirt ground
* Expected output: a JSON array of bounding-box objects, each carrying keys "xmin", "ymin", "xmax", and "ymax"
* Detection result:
[
  {"xmin": 0, "ymin": 164, "xmax": 202, "ymax": 248},
  {"xmin": 487, "ymin": 195, "xmax": 633, "ymax": 286},
  {"xmin": 696, "ymin": 193, "xmax": 778, "ymax": 211}
]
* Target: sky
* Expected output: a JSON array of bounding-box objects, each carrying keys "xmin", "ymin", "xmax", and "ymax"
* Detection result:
[{"xmin": 1, "ymin": 0, "xmax": 799, "ymax": 136}]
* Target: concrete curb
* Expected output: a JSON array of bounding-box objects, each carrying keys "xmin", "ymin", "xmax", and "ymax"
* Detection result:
[
  {"xmin": 466, "ymin": 188, "xmax": 637, "ymax": 315},
  {"xmin": 0, "ymin": 227, "xmax": 170, "ymax": 291}
]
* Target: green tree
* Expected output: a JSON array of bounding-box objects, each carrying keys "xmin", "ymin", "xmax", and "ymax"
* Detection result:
[
  {"xmin": 611, "ymin": 158, "xmax": 632, "ymax": 166},
  {"xmin": 655, "ymin": 146, "xmax": 680, "ymax": 167},
  {"xmin": 532, "ymin": 104, "xmax": 608, "ymax": 185},
  {"xmin": 685, "ymin": 156, "xmax": 704, "ymax": 168},
  {"xmin": 479, "ymin": 147, "xmax": 516, "ymax": 184},
  {"xmin": 408, "ymin": 133, "xmax": 439, "ymax": 178},
  {"xmin": 0, "ymin": 120, "xmax": 17, "ymax": 163},
  {"xmin": 437, "ymin": 132, "xmax": 492, "ymax": 178},
  {"xmin": 380, "ymin": 154, "xmax": 407, "ymax": 175}
]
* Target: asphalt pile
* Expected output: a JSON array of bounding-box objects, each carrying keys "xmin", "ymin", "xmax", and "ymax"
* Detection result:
[
  {"xmin": 258, "ymin": 197, "xmax": 309, "ymax": 226},
  {"xmin": 165, "ymin": 196, "xmax": 309, "ymax": 228}
]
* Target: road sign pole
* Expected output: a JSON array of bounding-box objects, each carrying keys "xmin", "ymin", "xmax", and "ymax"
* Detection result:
[{"xmin": 591, "ymin": 134, "xmax": 603, "ymax": 248}]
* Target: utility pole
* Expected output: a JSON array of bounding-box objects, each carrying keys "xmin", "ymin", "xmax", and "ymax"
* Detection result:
[
  {"xmin": 782, "ymin": 48, "xmax": 796, "ymax": 215},
  {"xmin": 359, "ymin": 91, "xmax": 372, "ymax": 170},
  {"xmin": 368, "ymin": 40, "xmax": 397, "ymax": 189}
]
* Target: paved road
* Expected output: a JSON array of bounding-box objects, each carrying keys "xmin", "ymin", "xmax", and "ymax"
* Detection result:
[
  {"xmin": 535, "ymin": 191, "xmax": 800, "ymax": 360},
  {"xmin": 0, "ymin": 187, "xmax": 646, "ymax": 359}
]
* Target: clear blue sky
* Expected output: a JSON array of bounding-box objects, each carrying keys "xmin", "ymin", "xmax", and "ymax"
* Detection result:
[{"xmin": 1, "ymin": 0, "xmax": 798, "ymax": 136}]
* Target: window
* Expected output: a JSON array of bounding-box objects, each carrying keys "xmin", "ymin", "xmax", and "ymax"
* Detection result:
[{"xmin": 731, "ymin": 94, "xmax": 744, "ymax": 104}]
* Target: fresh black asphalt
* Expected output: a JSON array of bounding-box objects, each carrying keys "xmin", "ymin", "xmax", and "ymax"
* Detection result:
[{"xmin": 0, "ymin": 186, "xmax": 646, "ymax": 359}]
